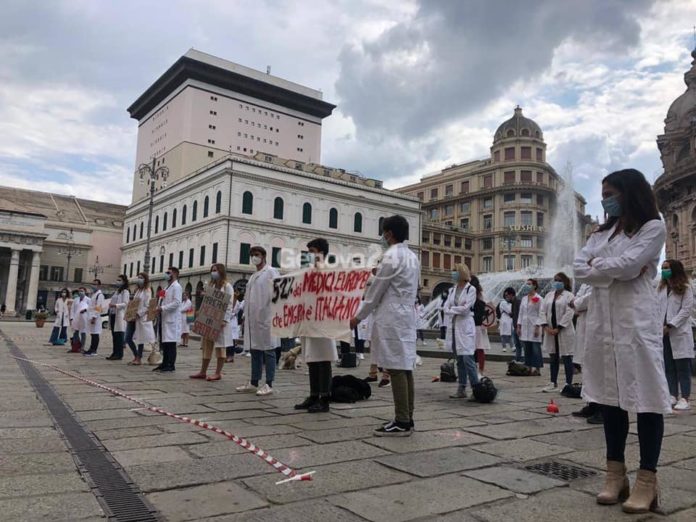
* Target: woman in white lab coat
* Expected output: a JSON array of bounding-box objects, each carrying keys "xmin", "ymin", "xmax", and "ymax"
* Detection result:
[
  {"xmin": 657, "ymin": 259, "xmax": 694, "ymax": 411},
  {"xmin": 179, "ymin": 292, "xmax": 193, "ymax": 347},
  {"xmin": 574, "ymin": 169, "xmax": 671, "ymax": 513},
  {"xmin": 106, "ymin": 275, "xmax": 130, "ymax": 360},
  {"xmin": 516, "ymin": 278, "xmax": 543, "ymax": 375},
  {"xmin": 71, "ymin": 288, "xmax": 90, "ymax": 350},
  {"xmin": 498, "ymin": 298, "xmax": 513, "ymax": 352},
  {"xmin": 226, "ymin": 292, "xmax": 244, "ymax": 362},
  {"xmin": 570, "ymin": 283, "xmax": 592, "ymax": 367},
  {"xmin": 443, "ymin": 264, "xmax": 478, "ymax": 399},
  {"xmin": 470, "ymin": 275, "xmax": 491, "ymax": 374},
  {"xmin": 130, "ymin": 272, "xmax": 156, "ymax": 365},
  {"xmin": 538, "ymin": 272, "xmax": 576, "ymax": 393},
  {"xmin": 49, "ymin": 288, "xmax": 71, "ymax": 345},
  {"xmin": 415, "ymin": 297, "xmax": 426, "ymax": 344}
]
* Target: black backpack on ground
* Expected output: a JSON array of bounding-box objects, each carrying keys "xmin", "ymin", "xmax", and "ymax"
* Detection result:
[
  {"xmin": 506, "ymin": 360, "xmax": 531, "ymax": 377},
  {"xmin": 330, "ymin": 375, "xmax": 372, "ymax": 403},
  {"xmin": 338, "ymin": 341, "xmax": 357, "ymax": 368},
  {"xmin": 561, "ymin": 383, "xmax": 582, "ymax": 399},
  {"xmin": 440, "ymin": 359, "xmax": 457, "ymax": 382},
  {"xmin": 473, "ymin": 377, "xmax": 498, "ymax": 403}
]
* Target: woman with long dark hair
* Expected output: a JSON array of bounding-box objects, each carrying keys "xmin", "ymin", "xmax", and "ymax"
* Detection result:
[
  {"xmin": 574, "ymin": 168, "xmax": 670, "ymax": 513},
  {"xmin": 658, "ymin": 259, "xmax": 694, "ymax": 411}
]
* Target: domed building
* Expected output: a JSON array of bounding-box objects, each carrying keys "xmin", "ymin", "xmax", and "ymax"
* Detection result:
[
  {"xmin": 397, "ymin": 107, "xmax": 591, "ymax": 300},
  {"xmin": 655, "ymin": 48, "xmax": 696, "ymax": 275}
]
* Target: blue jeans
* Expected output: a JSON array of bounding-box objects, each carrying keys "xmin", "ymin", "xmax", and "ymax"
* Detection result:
[
  {"xmin": 512, "ymin": 328, "xmax": 523, "ymax": 361},
  {"xmin": 251, "ymin": 350, "xmax": 276, "ymax": 386},
  {"xmin": 456, "ymin": 354, "xmax": 479, "ymax": 390},
  {"xmin": 523, "ymin": 341, "xmax": 542, "ymax": 369},
  {"xmin": 664, "ymin": 335, "xmax": 692, "ymax": 399},
  {"xmin": 500, "ymin": 335, "xmax": 511, "ymax": 348},
  {"xmin": 49, "ymin": 326, "xmax": 67, "ymax": 344},
  {"xmin": 550, "ymin": 353, "xmax": 574, "ymax": 386},
  {"xmin": 125, "ymin": 321, "xmax": 140, "ymax": 357}
]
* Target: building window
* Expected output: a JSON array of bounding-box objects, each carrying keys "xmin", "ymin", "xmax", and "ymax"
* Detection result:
[
  {"xmin": 212, "ymin": 243, "xmax": 218, "ymax": 263},
  {"xmin": 536, "ymin": 171, "xmax": 544, "ymax": 184},
  {"xmin": 329, "ymin": 208, "xmax": 338, "ymax": 229},
  {"xmin": 481, "ymin": 237, "xmax": 493, "ymax": 250},
  {"xmin": 521, "ymin": 255, "xmax": 533, "ymax": 268},
  {"xmin": 455, "ymin": 237, "xmax": 462, "ymax": 248},
  {"xmin": 273, "ymin": 197, "xmax": 284, "ymax": 219},
  {"xmin": 520, "ymin": 236, "xmax": 533, "ymax": 248},
  {"xmin": 417, "ymin": 192, "xmax": 424, "ymax": 201},
  {"xmin": 126, "ymin": 228, "xmax": 130, "ymax": 243},
  {"xmin": 159, "ymin": 255, "xmax": 164, "ymax": 273},
  {"xmin": 460, "ymin": 181, "xmax": 470, "ymax": 194},
  {"xmin": 378, "ymin": 217, "xmax": 385, "ymax": 235},
  {"xmin": 536, "ymin": 148, "xmax": 543, "ymax": 162},
  {"xmin": 445, "ymin": 205, "xmax": 453, "ymax": 216},
  {"xmin": 354, "ymin": 212, "xmax": 363, "ymax": 233},
  {"xmin": 504, "ymin": 193, "xmax": 515, "ymax": 204},
  {"xmin": 483, "ymin": 197, "xmax": 493, "ymax": 209},
  {"xmin": 422, "ymin": 232, "xmax": 429, "ymax": 244},
  {"xmin": 239, "ymin": 243, "xmax": 251, "ymax": 264},
  {"xmin": 430, "ymin": 188, "xmax": 438, "ymax": 199},
  {"xmin": 168, "ymin": 253, "xmax": 173, "ymax": 269},
  {"xmin": 178, "ymin": 251, "xmax": 183, "ymax": 269},
  {"xmin": 483, "ymin": 214, "xmax": 493, "ymax": 230},
  {"xmin": 271, "ymin": 247, "xmax": 281, "ymax": 268},
  {"xmin": 445, "ymin": 184, "xmax": 453, "ymax": 196},
  {"xmin": 460, "ymin": 218, "xmax": 469, "ymax": 230},
  {"xmin": 199, "ymin": 246, "xmax": 206, "ymax": 266},
  {"xmin": 74, "ymin": 268, "xmax": 83, "ymax": 283},
  {"xmin": 432, "ymin": 252, "xmax": 440, "ymax": 268},
  {"xmin": 521, "ymin": 170, "xmax": 532, "ymax": 183},
  {"xmin": 465, "ymin": 239, "xmax": 472, "ymax": 250},
  {"xmin": 537, "ymin": 237, "xmax": 545, "ymax": 249},
  {"xmin": 504, "ymin": 255, "xmax": 515, "ymax": 271},
  {"xmin": 483, "ymin": 257, "xmax": 493, "ymax": 273},
  {"xmin": 443, "ymin": 254, "xmax": 452, "ymax": 270},
  {"xmin": 504, "ymin": 211, "xmax": 516, "ymax": 227},
  {"xmin": 521, "ymin": 211, "xmax": 533, "ymax": 226},
  {"xmin": 433, "ymin": 233, "xmax": 441, "ymax": 245},
  {"xmin": 459, "ymin": 201, "xmax": 470, "ymax": 213},
  {"xmin": 172, "ymin": 208, "xmax": 177, "ymax": 228},
  {"xmin": 454, "ymin": 255, "xmax": 462, "ymax": 265},
  {"xmin": 421, "ymin": 250, "xmax": 429, "ymax": 268},
  {"xmin": 521, "ymin": 146, "xmax": 532, "ymax": 160},
  {"xmin": 242, "ymin": 191, "xmax": 253, "ymax": 214},
  {"xmin": 136, "ymin": 262, "xmax": 140, "ymax": 275},
  {"xmin": 152, "ymin": 257, "xmax": 156, "ymax": 273},
  {"xmin": 504, "ymin": 171, "xmax": 515, "ymax": 185},
  {"xmin": 537, "ymin": 212, "xmax": 544, "ymax": 227},
  {"xmin": 444, "ymin": 235, "xmax": 452, "ymax": 247},
  {"xmin": 163, "ymin": 212, "xmax": 168, "ymax": 231},
  {"xmin": 154, "ymin": 215, "xmax": 159, "ymax": 234},
  {"xmin": 537, "ymin": 255, "xmax": 544, "ymax": 267},
  {"xmin": 216, "ymin": 191, "xmax": 222, "ymax": 213},
  {"xmin": 182, "ymin": 205, "xmax": 187, "ymax": 225},
  {"xmin": 520, "ymin": 193, "xmax": 533, "ymax": 204},
  {"xmin": 302, "ymin": 202, "xmax": 312, "ymax": 224},
  {"xmin": 494, "ymin": 150, "xmax": 500, "ymax": 162},
  {"xmin": 139, "ymin": 222, "xmax": 143, "ymax": 239},
  {"xmin": 537, "ymin": 194, "xmax": 544, "ymax": 206},
  {"xmin": 189, "ymin": 248, "xmax": 194, "ymax": 268},
  {"xmin": 504, "ymin": 147, "xmax": 515, "ymax": 161},
  {"xmin": 204, "ymin": 196, "xmax": 210, "ymax": 218},
  {"xmin": 430, "ymin": 208, "xmax": 439, "ymax": 220},
  {"xmin": 192, "ymin": 201, "xmax": 198, "ymax": 221},
  {"xmin": 39, "ymin": 265, "xmax": 48, "ymax": 280}
]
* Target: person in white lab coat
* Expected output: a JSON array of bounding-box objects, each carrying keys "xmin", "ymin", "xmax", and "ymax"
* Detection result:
[
  {"xmin": 179, "ymin": 292, "xmax": 193, "ymax": 347},
  {"xmin": 574, "ymin": 168, "xmax": 670, "ymax": 513},
  {"xmin": 71, "ymin": 288, "xmax": 90, "ymax": 351},
  {"xmin": 83, "ymin": 280, "xmax": 105, "ymax": 356},
  {"xmin": 129, "ymin": 272, "xmax": 156, "ymax": 365},
  {"xmin": 658, "ymin": 259, "xmax": 694, "ymax": 411},
  {"xmin": 236, "ymin": 246, "xmax": 280, "ymax": 396},
  {"xmin": 415, "ymin": 297, "xmax": 427, "ymax": 344},
  {"xmin": 516, "ymin": 278, "xmax": 543, "ymax": 375},
  {"xmin": 498, "ymin": 295, "xmax": 513, "ymax": 353},
  {"xmin": 538, "ymin": 272, "xmax": 576, "ymax": 393},
  {"xmin": 153, "ymin": 267, "xmax": 183, "ymax": 372},
  {"xmin": 569, "ymin": 284, "xmax": 601, "ymax": 421},
  {"xmin": 470, "ymin": 275, "xmax": 490, "ymax": 374},
  {"xmin": 49, "ymin": 288, "xmax": 71, "ymax": 345},
  {"xmin": 443, "ymin": 264, "xmax": 478, "ymax": 399},
  {"xmin": 226, "ymin": 291, "xmax": 244, "ymax": 362},
  {"xmin": 190, "ymin": 264, "xmax": 235, "ymax": 381},
  {"xmin": 350, "ymin": 215, "xmax": 420, "ymax": 437},
  {"xmin": 106, "ymin": 275, "xmax": 130, "ymax": 361}
]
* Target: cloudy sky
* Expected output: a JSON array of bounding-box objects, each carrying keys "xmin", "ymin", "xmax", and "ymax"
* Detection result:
[{"xmin": 1, "ymin": 0, "xmax": 694, "ymax": 218}]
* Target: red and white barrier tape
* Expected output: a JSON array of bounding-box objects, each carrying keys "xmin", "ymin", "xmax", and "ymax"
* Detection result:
[{"xmin": 10, "ymin": 355, "xmax": 314, "ymax": 484}]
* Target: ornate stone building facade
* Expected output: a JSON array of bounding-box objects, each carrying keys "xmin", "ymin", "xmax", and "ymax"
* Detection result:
[{"xmin": 655, "ymin": 48, "xmax": 696, "ymax": 274}]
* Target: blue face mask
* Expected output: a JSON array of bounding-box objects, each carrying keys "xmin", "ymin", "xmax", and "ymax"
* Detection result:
[
  {"xmin": 520, "ymin": 284, "xmax": 531, "ymax": 295},
  {"xmin": 451, "ymin": 271, "xmax": 459, "ymax": 282},
  {"xmin": 601, "ymin": 195, "xmax": 622, "ymax": 217},
  {"xmin": 552, "ymin": 281, "xmax": 565, "ymax": 291},
  {"xmin": 380, "ymin": 235, "xmax": 390, "ymax": 249}
]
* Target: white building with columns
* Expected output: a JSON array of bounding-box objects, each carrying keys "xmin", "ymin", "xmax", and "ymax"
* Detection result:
[{"xmin": 0, "ymin": 186, "xmax": 126, "ymax": 316}]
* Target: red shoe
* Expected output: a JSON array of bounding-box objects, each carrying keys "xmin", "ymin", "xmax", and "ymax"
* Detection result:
[
  {"xmin": 206, "ymin": 374, "xmax": 222, "ymax": 381},
  {"xmin": 189, "ymin": 372, "xmax": 207, "ymax": 379}
]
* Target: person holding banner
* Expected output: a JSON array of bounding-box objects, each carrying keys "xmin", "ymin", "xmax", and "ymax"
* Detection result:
[
  {"xmin": 350, "ymin": 215, "xmax": 420, "ymax": 437},
  {"xmin": 237, "ymin": 247, "xmax": 279, "ymax": 396},
  {"xmin": 154, "ymin": 267, "xmax": 183, "ymax": 372},
  {"xmin": 294, "ymin": 238, "xmax": 338, "ymax": 413},
  {"xmin": 130, "ymin": 272, "xmax": 156, "ymax": 365},
  {"xmin": 180, "ymin": 292, "xmax": 193, "ymax": 347},
  {"xmin": 106, "ymin": 275, "xmax": 130, "ymax": 361},
  {"xmin": 190, "ymin": 264, "xmax": 235, "ymax": 381}
]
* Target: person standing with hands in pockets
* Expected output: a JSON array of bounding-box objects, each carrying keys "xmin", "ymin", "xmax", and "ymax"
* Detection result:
[{"xmin": 350, "ymin": 215, "xmax": 420, "ymax": 437}]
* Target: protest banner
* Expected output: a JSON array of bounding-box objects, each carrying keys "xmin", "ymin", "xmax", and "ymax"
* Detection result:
[
  {"xmin": 271, "ymin": 267, "xmax": 371, "ymax": 341},
  {"xmin": 125, "ymin": 298, "xmax": 141, "ymax": 322},
  {"xmin": 146, "ymin": 298, "xmax": 159, "ymax": 321},
  {"xmin": 191, "ymin": 286, "xmax": 231, "ymax": 340}
]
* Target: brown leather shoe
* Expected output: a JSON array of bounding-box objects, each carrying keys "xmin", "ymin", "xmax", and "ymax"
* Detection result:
[
  {"xmin": 622, "ymin": 469, "xmax": 659, "ymax": 513},
  {"xmin": 597, "ymin": 460, "xmax": 629, "ymax": 505}
]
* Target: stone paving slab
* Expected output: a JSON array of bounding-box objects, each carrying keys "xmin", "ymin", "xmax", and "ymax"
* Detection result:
[
  {"xmin": 200, "ymin": 499, "xmax": 365, "ymax": 522},
  {"xmin": 0, "ymin": 491, "xmax": 105, "ymax": 521},
  {"xmin": 0, "ymin": 412, "xmax": 55, "ymax": 427},
  {"xmin": 102, "ymin": 430, "xmax": 209, "ymax": 451},
  {"xmin": 532, "ymin": 428, "xmax": 637, "ymax": 450},
  {"xmin": 461, "ymin": 416, "xmax": 595, "ymax": 440},
  {"xmin": 270, "ymin": 440, "xmax": 391, "ymax": 468},
  {"xmin": 93, "ymin": 425, "xmax": 164, "ymax": 440},
  {"xmin": 377, "ymin": 447, "xmax": 503, "ymax": 477},
  {"xmin": 462, "ymin": 465, "xmax": 566, "ymax": 494},
  {"xmin": 0, "ymin": 427, "xmax": 58, "ymax": 438},
  {"xmin": 365, "ymin": 428, "xmax": 489, "ymax": 453},
  {"xmin": 111, "ymin": 445, "xmax": 193, "ymax": 466},
  {"xmin": 0, "ymin": 471, "xmax": 89, "ymax": 499},
  {"xmin": 188, "ymin": 434, "xmax": 310, "ymax": 458},
  {"xmin": 0, "ymin": 435, "xmax": 68, "ymax": 454},
  {"xmin": 475, "ymin": 438, "xmax": 574, "ymax": 462},
  {"xmin": 0, "ymin": 452, "xmax": 77, "ymax": 475}
]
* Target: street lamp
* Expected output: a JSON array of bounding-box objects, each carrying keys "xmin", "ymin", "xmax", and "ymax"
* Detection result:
[
  {"xmin": 57, "ymin": 228, "xmax": 81, "ymax": 282},
  {"xmin": 138, "ymin": 157, "xmax": 169, "ymax": 275},
  {"xmin": 88, "ymin": 256, "xmax": 112, "ymax": 280}
]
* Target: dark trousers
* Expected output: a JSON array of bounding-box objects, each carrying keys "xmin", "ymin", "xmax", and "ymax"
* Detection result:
[
  {"xmin": 663, "ymin": 335, "xmax": 692, "ymax": 399},
  {"xmin": 511, "ymin": 328, "xmax": 523, "ymax": 361},
  {"xmin": 389, "ymin": 369, "xmax": 414, "ymax": 424},
  {"xmin": 49, "ymin": 326, "xmax": 68, "ymax": 344},
  {"xmin": 439, "ymin": 326, "xmax": 447, "ymax": 340},
  {"xmin": 88, "ymin": 334, "xmax": 100, "ymax": 353},
  {"xmin": 602, "ymin": 405, "xmax": 664, "ymax": 472},
  {"xmin": 160, "ymin": 342, "xmax": 177, "ymax": 370},
  {"xmin": 308, "ymin": 361, "xmax": 332, "ymax": 398},
  {"xmin": 549, "ymin": 343, "xmax": 574, "ymax": 386},
  {"xmin": 109, "ymin": 315, "xmax": 124, "ymax": 358},
  {"xmin": 125, "ymin": 321, "xmax": 140, "ymax": 357},
  {"xmin": 417, "ymin": 329, "xmax": 424, "ymax": 341}
]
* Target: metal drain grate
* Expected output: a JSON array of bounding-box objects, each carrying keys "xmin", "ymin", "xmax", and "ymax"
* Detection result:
[
  {"xmin": 525, "ymin": 461, "xmax": 598, "ymax": 481},
  {"xmin": 2, "ymin": 331, "xmax": 160, "ymax": 521}
]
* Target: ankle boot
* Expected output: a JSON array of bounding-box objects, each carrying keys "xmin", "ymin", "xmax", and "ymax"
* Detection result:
[
  {"xmin": 308, "ymin": 396, "xmax": 329, "ymax": 413},
  {"xmin": 597, "ymin": 460, "xmax": 629, "ymax": 505},
  {"xmin": 294, "ymin": 396, "xmax": 317, "ymax": 410},
  {"xmin": 622, "ymin": 469, "xmax": 659, "ymax": 513}
]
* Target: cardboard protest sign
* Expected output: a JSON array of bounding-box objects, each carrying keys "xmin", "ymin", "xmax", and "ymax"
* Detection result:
[
  {"xmin": 125, "ymin": 298, "xmax": 141, "ymax": 322},
  {"xmin": 191, "ymin": 286, "xmax": 231, "ymax": 340},
  {"xmin": 271, "ymin": 267, "xmax": 371, "ymax": 341},
  {"xmin": 146, "ymin": 298, "xmax": 159, "ymax": 321}
]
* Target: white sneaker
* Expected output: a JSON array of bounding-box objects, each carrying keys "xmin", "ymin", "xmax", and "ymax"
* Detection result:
[
  {"xmin": 670, "ymin": 395, "xmax": 678, "ymax": 407},
  {"xmin": 542, "ymin": 383, "xmax": 558, "ymax": 393},
  {"xmin": 674, "ymin": 398, "xmax": 690, "ymax": 411},
  {"xmin": 256, "ymin": 383, "xmax": 274, "ymax": 396},
  {"xmin": 415, "ymin": 355, "xmax": 423, "ymax": 367},
  {"xmin": 357, "ymin": 353, "xmax": 365, "ymax": 360},
  {"xmin": 244, "ymin": 352, "xmax": 251, "ymax": 357},
  {"xmin": 502, "ymin": 348, "xmax": 507, "ymax": 353},
  {"xmin": 236, "ymin": 382, "xmax": 258, "ymax": 393}
]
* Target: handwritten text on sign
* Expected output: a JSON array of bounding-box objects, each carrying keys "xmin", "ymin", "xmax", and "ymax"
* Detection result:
[
  {"xmin": 271, "ymin": 268, "xmax": 371, "ymax": 340},
  {"xmin": 191, "ymin": 286, "xmax": 231, "ymax": 340}
]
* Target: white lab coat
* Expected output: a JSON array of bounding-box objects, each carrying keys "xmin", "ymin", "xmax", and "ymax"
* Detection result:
[
  {"xmin": 110, "ymin": 289, "xmax": 129, "ymax": 333},
  {"xmin": 538, "ymin": 289, "xmax": 576, "ymax": 356},
  {"xmin": 357, "ymin": 310, "xmax": 373, "ymax": 341},
  {"xmin": 658, "ymin": 285, "xmax": 695, "ymax": 359},
  {"xmin": 444, "ymin": 284, "xmax": 476, "ymax": 356},
  {"xmin": 87, "ymin": 290, "xmax": 105, "ymax": 335},
  {"xmin": 572, "ymin": 284, "xmax": 592, "ymax": 366},
  {"xmin": 518, "ymin": 294, "xmax": 543, "ymax": 342},
  {"xmin": 355, "ymin": 243, "xmax": 420, "ymax": 370},
  {"xmin": 415, "ymin": 304, "xmax": 428, "ymax": 330},
  {"xmin": 160, "ymin": 281, "xmax": 182, "ymax": 343},
  {"xmin": 244, "ymin": 265, "xmax": 280, "ymax": 351},
  {"xmin": 499, "ymin": 300, "xmax": 513, "ymax": 337},
  {"xmin": 53, "ymin": 298, "xmax": 70, "ymax": 328},
  {"xmin": 574, "ymin": 218, "xmax": 671, "ymax": 414},
  {"xmin": 180, "ymin": 298, "xmax": 193, "ymax": 335},
  {"xmin": 71, "ymin": 296, "xmax": 90, "ymax": 333},
  {"xmin": 231, "ymin": 300, "xmax": 244, "ymax": 339},
  {"xmin": 302, "ymin": 336, "xmax": 338, "ymax": 363},
  {"xmin": 133, "ymin": 288, "xmax": 156, "ymax": 345},
  {"xmin": 208, "ymin": 282, "xmax": 235, "ymax": 348}
]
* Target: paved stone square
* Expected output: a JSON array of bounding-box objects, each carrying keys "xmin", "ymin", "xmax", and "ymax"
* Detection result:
[{"xmin": 1, "ymin": 320, "xmax": 695, "ymax": 521}]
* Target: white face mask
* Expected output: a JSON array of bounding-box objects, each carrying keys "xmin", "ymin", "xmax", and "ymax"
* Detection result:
[
  {"xmin": 250, "ymin": 255, "xmax": 262, "ymax": 266},
  {"xmin": 210, "ymin": 271, "xmax": 220, "ymax": 280},
  {"xmin": 136, "ymin": 278, "xmax": 145, "ymax": 287}
]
